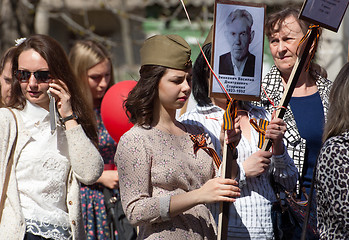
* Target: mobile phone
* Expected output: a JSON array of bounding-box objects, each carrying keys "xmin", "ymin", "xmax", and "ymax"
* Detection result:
[{"xmin": 47, "ymin": 90, "xmax": 56, "ymax": 134}]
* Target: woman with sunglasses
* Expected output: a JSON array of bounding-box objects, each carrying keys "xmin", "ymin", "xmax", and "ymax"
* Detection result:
[{"xmin": 0, "ymin": 34, "xmax": 104, "ymax": 240}]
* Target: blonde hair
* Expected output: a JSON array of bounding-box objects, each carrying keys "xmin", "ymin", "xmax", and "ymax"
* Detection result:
[
  {"xmin": 322, "ymin": 62, "xmax": 349, "ymax": 142},
  {"xmin": 69, "ymin": 40, "xmax": 114, "ymax": 109}
]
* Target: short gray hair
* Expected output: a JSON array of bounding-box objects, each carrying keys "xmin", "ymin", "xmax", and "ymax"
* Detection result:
[{"xmin": 226, "ymin": 9, "xmax": 253, "ymax": 32}]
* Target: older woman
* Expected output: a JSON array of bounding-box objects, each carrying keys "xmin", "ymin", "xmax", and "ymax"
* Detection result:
[
  {"xmin": 0, "ymin": 35, "xmax": 103, "ymax": 240},
  {"xmin": 254, "ymin": 7, "xmax": 332, "ymax": 239}
]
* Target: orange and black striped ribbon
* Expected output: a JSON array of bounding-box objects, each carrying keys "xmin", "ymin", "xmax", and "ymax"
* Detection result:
[
  {"xmin": 223, "ymin": 99, "xmax": 238, "ymax": 151},
  {"xmin": 190, "ymin": 133, "xmax": 221, "ymax": 168},
  {"xmin": 297, "ymin": 24, "xmax": 320, "ymax": 72},
  {"xmin": 250, "ymin": 118, "xmax": 269, "ymax": 149}
]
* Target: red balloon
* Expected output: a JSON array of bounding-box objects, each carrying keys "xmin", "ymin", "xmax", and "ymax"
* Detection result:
[{"xmin": 101, "ymin": 80, "xmax": 137, "ymax": 143}]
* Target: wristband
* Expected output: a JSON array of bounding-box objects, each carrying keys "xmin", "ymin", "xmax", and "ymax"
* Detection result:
[{"xmin": 60, "ymin": 112, "xmax": 78, "ymax": 124}]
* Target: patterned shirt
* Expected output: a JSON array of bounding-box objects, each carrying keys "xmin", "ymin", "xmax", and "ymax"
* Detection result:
[
  {"xmin": 115, "ymin": 124, "xmax": 218, "ymax": 240},
  {"xmin": 253, "ymin": 65, "xmax": 332, "ymax": 193},
  {"xmin": 316, "ymin": 131, "xmax": 349, "ymax": 239},
  {"xmin": 180, "ymin": 103, "xmax": 298, "ymax": 239}
]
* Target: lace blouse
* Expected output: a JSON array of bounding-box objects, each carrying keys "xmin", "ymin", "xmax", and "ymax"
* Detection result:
[{"xmin": 17, "ymin": 101, "xmax": 71, "ymax": 239}]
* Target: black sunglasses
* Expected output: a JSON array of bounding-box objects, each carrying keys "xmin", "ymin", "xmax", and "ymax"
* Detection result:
[{"xmin": 15, "ymin": 70, "xmax": 51, "ymax": 83}]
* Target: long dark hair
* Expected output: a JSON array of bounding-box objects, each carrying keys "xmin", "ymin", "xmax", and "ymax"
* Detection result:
[
  {"xmin": 9, "ymin": 34, "xmax": 98, "ymax": 145},
  {"xmin": 192, "ymin": 43, "xmax": 212, "ymax": 107},
  {"xmin": 125, "ymin": 65, "xmax": 167, "ymax": 127}
]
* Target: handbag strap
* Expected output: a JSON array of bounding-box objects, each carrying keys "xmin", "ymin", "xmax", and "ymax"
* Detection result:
[
  {"xmin": 0, "ymin": 108, "xmax": 18, "ymax": 221},
  {"xmin": 300, "ymin": 157, "xmax": 318, "ymax": 240}
]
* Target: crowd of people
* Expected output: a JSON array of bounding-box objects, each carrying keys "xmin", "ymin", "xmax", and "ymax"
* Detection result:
[{"xmin": 0, "ymin": 6, "xmax": 348, "ymax": 240}]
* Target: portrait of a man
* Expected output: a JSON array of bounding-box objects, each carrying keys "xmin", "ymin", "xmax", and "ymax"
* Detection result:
[{"xmin": 219, "ymin": 9, "xmax": 255, "ymax": 77}]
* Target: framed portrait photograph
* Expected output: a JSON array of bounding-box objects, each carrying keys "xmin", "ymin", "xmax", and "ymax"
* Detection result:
[
  {"xmin": 300, "ymin": 0, "xmax": 349, "ymax": 32},
  {"xmin": 210, "ymin": 0, "xmax": 266, "ymax": 101}
]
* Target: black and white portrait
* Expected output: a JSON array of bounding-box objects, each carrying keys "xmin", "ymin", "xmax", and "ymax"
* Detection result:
[
  {"xmin": 211, "ymin": 2, "xmax": 265, "ymax": 100},
  {"xmin": 219, "ymin": 9, "xmax": 256, "ymax": 77}
]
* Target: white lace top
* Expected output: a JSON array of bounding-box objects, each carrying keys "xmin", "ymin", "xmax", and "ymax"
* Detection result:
[{"xmin": 16, "ymin": 101, "xmax": 71, "ymax": 239}]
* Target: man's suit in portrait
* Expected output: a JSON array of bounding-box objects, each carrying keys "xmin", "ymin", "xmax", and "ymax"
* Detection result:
[{"xmin": 219, "ymin": 52, "xmax": 255, "ymax": 77}]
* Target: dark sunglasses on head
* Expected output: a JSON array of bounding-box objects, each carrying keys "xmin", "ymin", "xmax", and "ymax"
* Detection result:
[{"xmin": 15, "ymin": 70, "xmax": 51, "ymax": 83}]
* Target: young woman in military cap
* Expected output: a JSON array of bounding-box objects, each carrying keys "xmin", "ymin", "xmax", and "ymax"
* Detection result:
[{"xmin": 115, "ymin": 34, "xmax": 241, "ymax": 239}]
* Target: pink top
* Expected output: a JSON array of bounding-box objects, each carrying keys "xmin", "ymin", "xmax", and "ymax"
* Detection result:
[{"xmin": 115, "ymin": 124, "xmax": 218, "ymax": 239}]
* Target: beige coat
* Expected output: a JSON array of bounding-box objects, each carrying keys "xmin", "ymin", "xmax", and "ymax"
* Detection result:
[{"xmin": 0, "ymin": 108, "xmax": 104, "ymax": 239}]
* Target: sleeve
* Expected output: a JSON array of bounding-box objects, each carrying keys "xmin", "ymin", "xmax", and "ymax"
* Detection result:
[
  {"xmin": 271, "ymin": 145, "xmax": 298, "ymax": 191},
  {"xmin": 317, "ymin": 140, "xmax": 349, "ymax": 231},
  {"xmin": 115, "ymin": 130, "xmax": 170, "ymax": 226},
  {"xmin": 0, "ymin": 109, "xmax": 16, "ymax": 187},
  {"xmin": 65, "ymin": 125, "xmax": 104, "ymax": 185}
]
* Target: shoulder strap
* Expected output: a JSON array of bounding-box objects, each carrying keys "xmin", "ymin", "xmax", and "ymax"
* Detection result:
[
  {"xmin": 0, "ymin": 108, "xmax": 18, "ymax": 221},
  {"xmin": 300, "ymin": 157, "xmax": 318, "ymax": 240}
]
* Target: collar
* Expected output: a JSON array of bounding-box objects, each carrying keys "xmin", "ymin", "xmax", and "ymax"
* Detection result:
[
  {"xmin": 243, "ymin": 102, "xmax": 267, "ymax": 119},
  {"xmin": 196, "ymin": 102, "xmax": 267, "ymax": 120},
  {"xmin": 20, "ymin": 100, "xmax": 50, "ymax": 128},
  {"xmin": 195, "ymin": 103, "xmax": 222, "ymax": 112},
  {"xmin": 230, "ymin": 53, "xmax": 248, "ymax": 75}
]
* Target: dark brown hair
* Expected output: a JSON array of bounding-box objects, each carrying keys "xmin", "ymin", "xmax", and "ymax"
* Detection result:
[
  {"xmin": 0, "ymin": 47, "xmax": 17, "ymax": 107},
  {"xmin": 265, "ymin": 7, "xmax": 326, "ymax": 79},
  {"xmin": 125, "ymin": 65, "xmax": 167, "ymax": 127},
  {"xmin": 192, "ymin": 43, "xmax": 212, "ymax": 106},
  {"xmin": 9, "ymin": 34, "xmax": 98, "ymax": 145},
  {"xmin": 265, "ymin": 8, "xmax": 310, "ymax": 40},
  {"xmin": 0, "ymin": 47, "xmax": 16, "ymax": 74}
]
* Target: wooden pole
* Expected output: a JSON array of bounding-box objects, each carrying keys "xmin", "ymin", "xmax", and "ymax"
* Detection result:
[
  {"xmin": 217, "ymin": 133, "xmax": 235, "ymax": 240},
  {"xmin": 260, "ymin": 26, "xmax": 318, "ymax": 240}
]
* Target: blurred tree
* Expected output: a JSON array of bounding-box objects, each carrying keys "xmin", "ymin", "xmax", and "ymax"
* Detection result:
[{"xmin": 0, "ymin": 0, "xmax": 40, "ymax": 53}]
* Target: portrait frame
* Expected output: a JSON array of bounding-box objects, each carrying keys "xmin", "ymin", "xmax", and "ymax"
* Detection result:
[
  {"xmin": 210, "ymin": 0, "xmax": 266, "ymax": 101},
  {"xmin": 299, "ymin": 0, "xmax": 349, "ymax": 32}
]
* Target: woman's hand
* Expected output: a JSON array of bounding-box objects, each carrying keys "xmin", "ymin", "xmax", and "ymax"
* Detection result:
[
  {"xmin": 197, "ymin": 177, "xmax": 240, "ymax": 204},
  {"xmin": 242, "ymin": 150, "xmax": 272, "ymax": 178},
  {"xmin": 265, "ymin": 117, "xmax": 286, "ymax": 155},
  {"xmin": 220, "ymin": 115, "xmax": 241, "ymax": 148},
  {"xmin": 169, "ymin": 177, "xmax": 240, "ymax": 217},
  {"xmin": 97, "ymin": 170, "xmax": 119, "ymax": 189},
  {"xmin": 49, "ymin": 79, "xmax": 78, "ymax": 129},
  {"xmin": 49, "ymin": 79, "xmax": 73, "ymax": 118}
]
